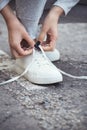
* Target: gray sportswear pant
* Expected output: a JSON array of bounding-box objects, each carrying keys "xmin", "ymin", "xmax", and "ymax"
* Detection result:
[
  {"xmin": 0, "ymin": 0, "xmax": 79, "ymax": 39},
  {"xmin": 16, "ymin": 0, "xmax": 47, "ymax": 39}
]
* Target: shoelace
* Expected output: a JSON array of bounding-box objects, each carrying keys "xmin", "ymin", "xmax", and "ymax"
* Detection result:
[
  {"xmin": 34, "ymin": 50, "xmax": 49, "ymax": 66},
  {"xmin": 0, "ymin": 41, "xmax": 87, "ymax": 86},
  {"xmin": 39, "ymin": 45, "xmax": 87, "ymax": 79}
]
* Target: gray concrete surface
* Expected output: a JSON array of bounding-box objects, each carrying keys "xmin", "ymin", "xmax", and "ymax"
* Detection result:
[{"xmin": 0, "ymin": 14, "xmax": 87, "ymax": 130}]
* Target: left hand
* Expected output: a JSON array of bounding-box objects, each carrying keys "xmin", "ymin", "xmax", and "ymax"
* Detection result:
[{"xmin": 38, "ymin": 6, "xmax": 63, "ymax": 51}]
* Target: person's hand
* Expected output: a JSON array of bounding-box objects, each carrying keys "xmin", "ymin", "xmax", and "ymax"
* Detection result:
[
  {"xmin": 38, "ymin": 6, "xmax": 64, "ymax": 51},
  {"xmin": 8, "ymin": 19, "xmax": 35, "ymax": 58},
  {"xmin": 1, "ymin": 5, "xmax": 35, "ymax": 58}
]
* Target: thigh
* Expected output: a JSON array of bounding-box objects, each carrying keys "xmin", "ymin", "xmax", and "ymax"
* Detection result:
[{"xmin": 15, "ymin": 0, "xmax": 47, "ymax": 20}]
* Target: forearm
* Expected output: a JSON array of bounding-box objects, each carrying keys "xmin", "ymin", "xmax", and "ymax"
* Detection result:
[
  {"xmin": 49, "ymin": 6, "xmax": 64, "ymax": 21},
  {"xmin": 1, "ymin": 5, "xmax": 17, "ymax": 27}
]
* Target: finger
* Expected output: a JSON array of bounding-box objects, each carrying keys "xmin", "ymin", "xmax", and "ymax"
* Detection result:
[
  {"xmin": 11, "ymin": 47, "xmax": 33, "ymax": 59},
  {"xmin": 24, "ymin": 32, "xmax": 35, "ymax": 47},
  {"xmin": 11, "ymin": 49, "xmax": 22, "ymax": 59},
  {"xmin": 42, "ymin": 38, "xmax": 56, "ymax": 51},
  {"xmin": 15, "ymin": 44, "xmax": 27, "ymax": 55},
  {"xmin": 14, "ymin": 42, "xmax": 33, "ymax": 56},
  {"xmin": 38, "ymin": 31, "xmax": 46, "ymax": 43},
  {"xmin": 49, "ymin": 40, "xmax": 56, "ymax": 50}
]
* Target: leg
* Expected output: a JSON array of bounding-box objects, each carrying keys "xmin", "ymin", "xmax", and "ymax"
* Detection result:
[
  {"xmin": 15, "ymin": 0, "xmax": 60, "ymax": 62},
  {"xmin": 15, "ymin": 0, "xmax": 47, "ymax": 39}
]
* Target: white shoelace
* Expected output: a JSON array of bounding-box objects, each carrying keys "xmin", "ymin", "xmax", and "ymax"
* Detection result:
[
  {"xmin": 0, "ymin": 44, "xmax": 87, "ymax": 86},
  {"xmin": 39, "ymin": 45, "xmax": 87, "ymax": 79}
]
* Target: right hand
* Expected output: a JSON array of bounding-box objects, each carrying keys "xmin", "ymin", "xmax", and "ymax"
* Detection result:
[
  {"xmin": 1, "ymin": 5, "xmax": 35, "ymax": 58},
  {"xmin": 8, "ymin": 19, "xmax": 35, "ymax": 58}
]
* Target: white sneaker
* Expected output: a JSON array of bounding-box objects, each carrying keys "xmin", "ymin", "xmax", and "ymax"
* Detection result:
[
  {"xmin": 45, "ymin": 49, "xmax": 60, "ymax": 62},
  {"xmin": 0, "ymin": 43, "xmax": 87, "ymax": 86},
  {"xmin": 14, "ymin": 43, "xmax": 63, "ymax": 84}
]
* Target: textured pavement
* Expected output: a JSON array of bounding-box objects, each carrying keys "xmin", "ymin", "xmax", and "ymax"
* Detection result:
[
  {"xmin": 0, "ymin": 14, "xmax": 87, "ymax": 130},
  {"xmin": 0, "ymin": 60, "xmax": 87, "ymax": 130}
]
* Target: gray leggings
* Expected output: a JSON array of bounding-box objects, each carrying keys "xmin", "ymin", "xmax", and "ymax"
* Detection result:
[{"xmin": 15, "ymin": 0, "xmax": 49, "ymax": 39}]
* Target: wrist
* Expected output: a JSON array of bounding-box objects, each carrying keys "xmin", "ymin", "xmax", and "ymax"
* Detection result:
[
  {"xmin": 1, "ymin": 5, "xmax": 17, "ymax": 26},
  {"xmin": 50, "ymin": 6, "xmax": 64, "ymax": 20},
  {"xmin": 1, "ymin": 5, "xmax": 21, "ymax": 30}
]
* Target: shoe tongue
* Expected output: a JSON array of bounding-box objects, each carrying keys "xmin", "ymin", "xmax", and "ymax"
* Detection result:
[{"xmin": 34, "ymin": 41, "xmax": 49, "ymax": 62}]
